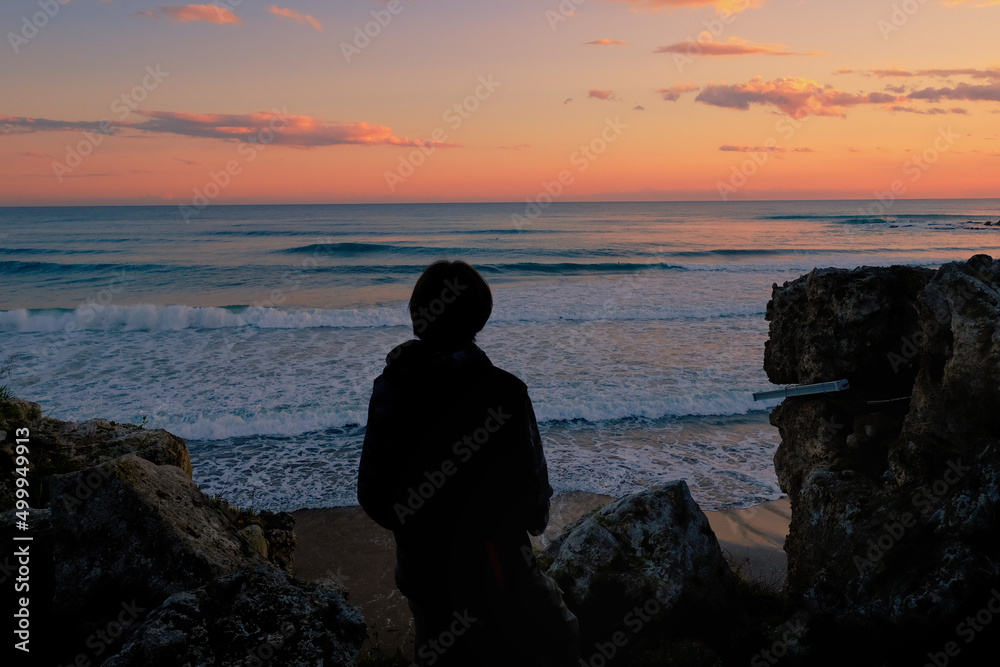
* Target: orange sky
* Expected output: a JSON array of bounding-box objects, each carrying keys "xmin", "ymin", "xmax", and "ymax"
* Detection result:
[{"xmin": 1, "ymin": 0, "xmax": 998, "ymax": 205}]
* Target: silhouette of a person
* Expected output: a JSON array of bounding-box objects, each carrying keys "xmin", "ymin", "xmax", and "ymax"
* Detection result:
[{"xmin": 358, "ymin": 260, "xmax": 579, "ymax": 666}]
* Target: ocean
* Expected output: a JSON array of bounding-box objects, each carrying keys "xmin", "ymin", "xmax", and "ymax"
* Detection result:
[{"xmin": 1, "ymin": 200, "xmax": 998, "ymax": 511}]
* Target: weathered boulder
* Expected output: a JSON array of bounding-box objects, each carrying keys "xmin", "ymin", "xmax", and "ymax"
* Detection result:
[
  {"xmin": 0, "ymin": 396, "xmax": 192, "ymax": 512},
  {"xmin": 50, "ymin": 453, "xmax": 266, "ymax": 624},
  {"xmin": 104, "ymin": 566, "xmax": 366, "ymax": 667},
  {"xmin": 0, "ymin": 394, "xmax": 42, "ymax": 434},
  {"xmin": 543, "ymin": 481, "xmax": 735, "ymax": 661},
  {"xmin": 765, "ymin": 255, "xmax": 1000, "ymax": 647},
  {"xmin": 765, "ymin": 264, "xmax": 934, "ymax": 395}
]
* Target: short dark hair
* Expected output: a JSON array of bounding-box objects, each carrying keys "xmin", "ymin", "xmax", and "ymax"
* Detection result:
[{"xmin": 409, "ymin": 260, "xmax": 492, "ymax": 345}]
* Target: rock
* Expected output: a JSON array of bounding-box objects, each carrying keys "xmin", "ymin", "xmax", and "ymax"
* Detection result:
[
  {"xmin": 240, "ymin": 524, "xmax": 269, "ymax": 559},
  {"xmin": 765, "ymin": 255, "xmax": 1000, "ymax": 644},
  {"xmin": 893, "ymin": 255, "xmax": 1000, "ymax": 481},
  {"xmin": 206, "ymin": 494, "xmax": 297, "ymax": 573},
  {"xmin": 543, "ymin": 481, "xmax": 735, "ymax": 656},
  {"xmin": 0, "ymin": 394, "xmax": 42, "ymax": 433},
  {"xmin": 0, "ymin": 397, "xmax": 192, "ymax": 512},
  {"xmin": 28, "ymin": 416, "xmax": 193, "ymax": 476},
  {"xmin": 104, "ymin": 566, "xmax": 366, "ymax": 667},
  {"xmin": 49, "ymin": 453, "xmax": 266, "ymax": 625},
  {"xmin": 765, "ymin": 264, "xmax": 934, "ymax": 401},
  {"xmin": 260, "ymin": 510, "xmax": 296, "ymax": 573}
]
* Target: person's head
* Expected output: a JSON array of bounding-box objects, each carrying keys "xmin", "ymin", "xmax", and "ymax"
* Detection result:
[{"xmin": 409, "ymin": 260, "xmax": 492, "ymax": 346}]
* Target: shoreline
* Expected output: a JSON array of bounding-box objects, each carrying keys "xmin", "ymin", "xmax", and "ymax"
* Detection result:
[{"xmin": 291, "ymin": 492, "xmax": 790, "ymax": 660}]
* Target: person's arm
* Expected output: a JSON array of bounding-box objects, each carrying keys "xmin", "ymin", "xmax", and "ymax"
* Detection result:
[
  {"xmin": 357, "ymin": 380, "xmax": 406, "ymax": 532},
  {"xmin": 518, "ymin": 393, "xmax": 552, "ymax": 536}
]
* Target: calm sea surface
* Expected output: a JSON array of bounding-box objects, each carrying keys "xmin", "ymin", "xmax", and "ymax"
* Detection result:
[{"xmin": 2, "ymin": 200, "xmax": 998, "ymax": 510}]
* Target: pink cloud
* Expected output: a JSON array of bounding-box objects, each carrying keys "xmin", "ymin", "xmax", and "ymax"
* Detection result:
[
  {"xmin": 131, "ymin": 110, "xmax": 456, "ymax": 148},
  {"xmin": 137, "ymin": 4, "xmax": 241, "ymax": 25},
  {"xmin": 656, "ymin": 37, "xmax": 817, "ymax": 56},
  {"xmin": 268, "ymin": 6, "xmax": 322, "ymax": 32},
  {"xmin": 586, "ymin": 39, "xmax": 627, "ymax": 45},
  {"xmin": 657, "ymin": 84, "xmax": 698, "ymax": 101},
  {"xmin": 695, "ymin": 76, "xmax": 901, "ymax": 117},
  {"xmin": 606, "ymin": 0, "xmax": 763, "ymax": 13},
  {"xmin": 588, "ymin": 89, "xmax": 619, "ymax": 101},
  {"xmin": 0, "ymin": 111, "xmax": 456, "ymax": 149}
]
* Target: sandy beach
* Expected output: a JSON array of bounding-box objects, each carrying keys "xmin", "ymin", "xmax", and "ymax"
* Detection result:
[{"xmin": 292, "ymin": 493, "xmax": 790, "ymax": 660}]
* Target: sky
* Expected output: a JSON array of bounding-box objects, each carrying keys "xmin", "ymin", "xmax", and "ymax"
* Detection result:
[{"xmin": 1, "ymin": 0, "xmax": 998, "ymax": 205}]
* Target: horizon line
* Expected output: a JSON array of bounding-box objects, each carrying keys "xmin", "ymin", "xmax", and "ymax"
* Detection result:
[{"xmin": 2, "ymin": 196, "xmax": 999, "ymax": 208}]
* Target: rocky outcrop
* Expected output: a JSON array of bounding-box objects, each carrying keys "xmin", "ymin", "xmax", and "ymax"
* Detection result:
[
  {"xmin": 104, "ymin": 566, "xmax": 366, "ymax": 667},
  {"xmin": 765, "ymin": 255, "xmax": 1000, "ymax": 651},
  {"xmin": 544, "ymin": 481, "xmax": 737, "ymax": 663},
  {"xmin": 1, "ymin": 395, "xmax": 365, "ymax": 666},
  {"xmin": 0, "ymin": 398, "xmax": 191, "ymax": 512},
  {"xmin": 50, "ymin": 453, "xmax": 266, "ymax": 621}
]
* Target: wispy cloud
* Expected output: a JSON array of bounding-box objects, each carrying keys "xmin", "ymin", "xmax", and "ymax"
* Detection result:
[
  {"xmin": 131, "ymin": 110, "xmax": 455, "ymax": 148},
  {"xmin": 907, "ymin": 82, "xmax": 1000, "ymax": 102},
  {"xmin": 890, "ymin": 105, "xmax": 970, "ymax": 114},
  {"xmin": 656, "ymin": 37, "xmax": 817, "ymax": 56},
  {"xmin": 268, "ymin": 6, "xmax": 322, "ymax": 32},
  {"xmin": 588, "ymin": 89, "xmax": 619, "ymax": 101},
  {"xmin": 0, "ymin": 116, "xmax": 118, "ymax": 136},
  {"xmin": 719, "ymin": 144, "xmax": 814, "ymax": 152},
  {"xmin": 586, "ymin": 39, "xmax": 627, "ymax": 45},
  {"xmin": 0, "ymin": 111, "xmax": 455, "ymax": 149},
  {"xmin": 136, "ymin": 4, "xmax": 241, "ymax": 25},
  {"xmin": 606, "ymin": 0, "xmax": 763, "ymax": 13},
  {"xmin": 839, "ymin": 67, "xmax": 1000, "ymax": 80},
  {"xmin": 656, "ymin": 84, "xmax": 698, "ymax": 101},
  {"xmin": 695, "ymin": 76, "xmax": 899, "ymax": 117},
  {"xmin": 943, "ymin": 0, "xmax": 1000, "ymax": 7}
]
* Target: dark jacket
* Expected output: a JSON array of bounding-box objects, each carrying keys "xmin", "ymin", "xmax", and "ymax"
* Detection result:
[{"xmin": 357, "ymin": 339, "xmax": 552, "ymax": 603}]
